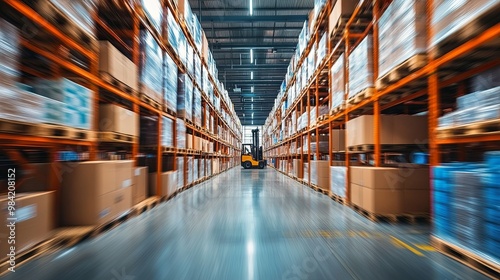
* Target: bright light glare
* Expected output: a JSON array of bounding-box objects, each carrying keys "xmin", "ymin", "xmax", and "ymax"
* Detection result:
[
  {"xmin": 250, "ymin": 49, "xmax": 253, "ymax": 63},
  {"xmin": 250, "ymin": 0, "xmax": 253, "ymax": 16},
  {"xmin": 251, "ymin": 71, "xmax": 254, "ymax": 80},
  {"xmin": 251, "ymin": 86, "xmax": 254, "ymax": 92}
]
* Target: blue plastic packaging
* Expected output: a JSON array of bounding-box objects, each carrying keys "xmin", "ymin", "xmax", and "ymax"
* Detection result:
[
  {"xmin": 433, "ymin": 179, "xmax": 451, "ymax": 192},
  {"xmin": 485, "ymin": 207, "xmax": 500, "ymax": 224},
  {"xmin": 485, "ymin": 223, "xmax": 500, "ymax": 241},
  {"xmin": 412, "ymin": 152, "xmax": 429, "ymax": 164}
]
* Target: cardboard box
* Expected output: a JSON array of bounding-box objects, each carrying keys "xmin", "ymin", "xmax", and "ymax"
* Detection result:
[
  {"xmin": 0, "ymin": 192, "xmax": 54, "ymax": 256},
  {"xmin": 202, "ymin": 31, "xmax": 209, "ymax": 64},
  {"xmin": 331, "ymin": 129, "xmax": 346, "ymax": 152},
  {"xmin": 187, "ymin": 133, "xmax": 193, "ymax": 149},
  {"xmin": 18, "ymin": 163, "xmax": 51, "ymax": 192},
  {"xmin": 403, "ymin": 189, "xmax": 430, "ymax": 213},
  {"xmin": 350, "ymin": 183, "xmax": 363, "ymax": 207},
  {"xmin": 132, "ymin": 167, "xmax": 148, "ymax": 205},
  {"xmin": 393, "ymin": 115, "xmax": 428, "ymax": 144},
  {"xmin": 351, "ymin": 166, "xmax": 430, "ymax": 190},
  {"xmin": 99, "ymin": 104, "xmax": 139, "ymax": 136},
  {"xmin": 363, "ymin": 187, "xmax": 403, "ymax": 214},
  {"xmin": 149, "ymin": 171, "xmax": 177, "ymax": 197},
  {"xmin": 113, "ymin": 186, "xmax": 133, "ymax": 218},
  {"xmin": 329, "ymin": 0, "xmax": 358, "ymax": 36},
  {"xmin": 99, "ymin": 41, "xmax": 124, "ymax": 83},
  {"xmin": 346, "ymin": 115, "xmax": 394, "ymax": 147},
  {"xmin": 194, "ymin": 136, "xmax": 201, "ymax": 150},
  {"xmin": 116, "ymin": 160, "xmax": 134, "ymax": 189}
]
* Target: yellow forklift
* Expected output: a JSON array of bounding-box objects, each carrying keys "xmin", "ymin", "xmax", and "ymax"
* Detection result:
[{"xmin": 241, "ymin": 128, "xmax": 267, "ymax": 169}]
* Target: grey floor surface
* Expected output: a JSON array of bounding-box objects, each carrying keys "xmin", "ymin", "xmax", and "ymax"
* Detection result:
[{"xmin": 2, "ymin": 168, "xmax": 490, "ymax": 280}]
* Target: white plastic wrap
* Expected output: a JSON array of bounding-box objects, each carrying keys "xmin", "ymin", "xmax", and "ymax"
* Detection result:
[
  {"xmin": 0, "ymin": 20, "xmax": 20, "ymax": 88},
  {"xmin": 177, "ymin": 74, "xmax": 193, "ymax": 121},
  {"xmin": 348, "ymin": 35, "xmax": 373, "ymax": 98},
  {"xmin": 140, "ymin": 30, "xmax": 163, "ymax": 104},
  {"xmin": 316, "ymin": 33, "xmax": 327, "ymax": 69},
  {"xmin": 49, "ymin": 0, "xmax": 96, "ymax": 36},
  {"xmin": 193, "ymin": 87, "xmax": 202, "ymax": 127},
  {"xmin": 177, "ymin": 157, "xmax": 184, "ymax": 189},
  {"xmin": 378, "ymin": 0, "xmax": 426, "ymax": 78},
  {"xmin": 330, "ymin": 54, "xmax": 345, "ymax": 111},
  {"xmin": 164, "ymin": 52, "xmax": 178, "ymax": 113},
  {"xmin": 330, "ymin": 166, "xmax": 347, "ymax": 198},
  {"xmin": 162, "ymin": 117, "xmax": 174, "ymax": 147},
  {"xmin": 140, "ymin": 0, "xmax": 162, "ymax": 33},
  {"xmin": 176, "ymin": 118, "xmax": 186, "ymax": 149}
]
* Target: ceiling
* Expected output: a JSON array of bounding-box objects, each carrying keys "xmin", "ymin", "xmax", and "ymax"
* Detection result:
[{"xmin": 188, "ymin": 0, "xmax": 314, "ymax": 125}]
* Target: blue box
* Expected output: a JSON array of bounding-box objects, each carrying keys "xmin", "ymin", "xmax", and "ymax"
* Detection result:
[
  {"xmin": 434, "ymin": 191, "xmax": 450, "ymax": 205},
  {"xmin": 485, "ymin": 207, "xmax": 500, "ymax": 224},
  {"xmin": 485, "ymin": 239, "xmax": 500, "ymax": 260},
  {"xmin": 412, "ymin": 152, "xmax": 429, "ymax": 164},
  {"xmin": 486, "ymin": 223, "xmax": 500, "ymax": 241},
  {"xmin": 484, "ymin": 187, "xmax": 500, "ymax": 206},
  {"xmin": 433, "ymin": 179, "xmax": 451, "ymax": 192}
]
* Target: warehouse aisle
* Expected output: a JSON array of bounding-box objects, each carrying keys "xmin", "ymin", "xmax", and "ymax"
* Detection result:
[{"xmin": 4, "ymin": 168, "xmax": 489, "ymax": 280}]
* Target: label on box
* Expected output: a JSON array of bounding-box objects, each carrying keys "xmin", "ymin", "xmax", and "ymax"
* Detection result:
[
  {"xmin": 99, "ymin": 208, "xmax": 110, "ymax": 218},
  {"xmin": 17, "ymin": 205, "xmax": 37, "ymax": 222},
  {"xmin": 135, "ymin": 168, "xmax": 141, "ymax": 176},
  {"xmin": 122, "ymin": 179, "xmax": 132, "ymax": 188}
]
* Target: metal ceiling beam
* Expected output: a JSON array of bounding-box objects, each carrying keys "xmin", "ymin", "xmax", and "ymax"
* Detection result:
[
  {"xmin": 217, "ymin": 64, "xmax": 289, "ymax": 69},
  {"xmin": 200, "ymin": 15, "xmax": 307, "ymax": 22},
  {"xmin": 207, "ymin": 36, "xmax": 298, "ymax": 40},
  {"xmin": 193, "ymin": 8, "xmax": 311, "ymax": 12},
  {"xmin": 203, "ymin": 26, "xmax": 303, "ymax": 32}
]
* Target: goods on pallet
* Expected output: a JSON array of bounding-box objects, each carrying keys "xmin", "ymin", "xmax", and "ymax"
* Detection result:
[
  {"xmin": 99, "ymin": 41, "xmax": 138, "ymax": 91},
  {"xmin": 378, "ymin": 0, "xmax": 426, "ymax": 79},
  {"xmin": 304, "ymin": 162, "xmax": 309, "ymax": 183},
  {"xmin": 307, "ymin": 44, "xmax": 316, "ymax": 80},
  {"xmin": 166, "ymin": 10, "xmax": 183, "ymax": 56},
  {"xmin": 348, "ymin": 35, "xmax": 373, "ymax": 99},
  {"xmin": 310, "ymin": 105, "xmax": 329, "ymax": 126},
  {"xmin": 133, "ymin": 167, "xmax": 148, "ymax": 204},
  {"xmin": 0, "ymin": 192, "xmax": 54, "ymax": 256},
  {"xmin": 186, "ymin": 133, "xmax": 193, "ymax": 149},
  {"xmin": 177, "ymin": 157, "xmax": 184, "ymax": 189},
  {"xmin": 432, "ymin": 152, "xmax": 500, "ymax": 262},
  {"xmin": 162, "ymin": 117, "xmax": 174, "ymax": 147},
  {"xmin": 164, "ymin": 52, "xmax": 178, "ymax": 113},
  {"xmin": 177, "ymin": 74, "xmax": 193, "ymax": 121},
  {"xmin": 438, "ymin": 86, "xmax": 500, "ymax": 128},
  {"xmin": 330, "ymin": 166, "xmax": 347, "ymax": 198},
  {"xmin": 140, "ymin": 30, "xmax": 163, "ymax": 104},
  {"xmin": 186, "ymin": 44, "xmax": 194, "ymax": 76},
  {"xmin": 0, "ymin": 20, "xmax": 19, "ymax": 87},
  {"xmin": 470, "ymin": 66, "xmax": 500, "ymax": 92},
  {"xmin": 316, "ymin": 33, "xmax": 327, "ymax": 68},
  {"xmin": 304, "ymin": 134, "xmax": 329, "ymax": 154},
  {"xmin": 60, "ymin": 161, "xmax": 133, "ymax": 226},
  {"xmin": 330, "ymin": 54, "xmax": 345, "ymax": 111},
  {"xmin": 310, "ymin": 160, "xmax": 330, "ymax": 191},
  {"xmin": 42, "ymin": 0, "xmax": 96, "ymax": 37},
  {"xmin": 176, "ymin": 118, "xmax": 186, "ymax": 149},
  {"xmin": 292, "ymin": 159, "xmax": 303, "ymax": 178},
  {"xmin": 99, "ymin": 104, "xmax": 139, "ymax": 136},
  {"xmin": 194, "ymin": 54, "xmax": 202, "ymax": 86},
  {"xmin": 140, "ymin": 0, "xmax": 162, "ymax": 33},
  {"xmin": 331, "ymin": 129, "xmax": 346, "ymax": 152},
  {"xmin": 329, "ymin": 0, "xmax": 358, "ymax": 36},
  {"xmin": 149, "ymin": 171, "xmax": 177, "ymax": 197},
  {"xmin": 193, "ymin": 87, "xmax": 202, "ymax": 127},
  {"xmin": 350, "ymin": 166, "xmax": 430, "ymax": 214},
  {"xmin": 430, "ymin": 0, "xmax": 498, "ymax": 47},
  {"xmin": 140, "ymin": 116, "xmax": 158, "ymax": 146},
  {"xmin": 346, "ymin": 115, "xmax": 428, "ymax": 147}
]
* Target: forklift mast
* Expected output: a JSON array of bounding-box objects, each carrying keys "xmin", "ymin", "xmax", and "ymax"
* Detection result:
[{"xmin": 252, "ymin": 128, "xmax": 261, "ymax": 161}]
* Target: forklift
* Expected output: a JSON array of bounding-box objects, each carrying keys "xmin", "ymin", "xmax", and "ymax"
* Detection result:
[{"xmin": 241, "ymin": 128, "xmax": 267, "ymax": 169}]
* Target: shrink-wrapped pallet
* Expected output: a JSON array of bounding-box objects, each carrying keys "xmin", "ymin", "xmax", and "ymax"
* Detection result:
[{"xmin": 348, "ymin": 35, "xmax": 373, "ymax": 99}]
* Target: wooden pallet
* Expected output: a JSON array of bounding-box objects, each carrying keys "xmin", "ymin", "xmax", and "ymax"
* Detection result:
[
  {"xmin": 139, "ymin": 91, "xmax": 162, "ymax": 110},
  {"xmin": 163, "ymin": 146, "xmax": 175, "ymax": 153},
  {"xmin": 329, "ymin": 193, "xmax": 347, "ymax": 205},
  {"xmin": 0, "ymin": 119, "xmax": 43, "ymax": 135},
  {"xmin": 329, "ymin": 16, "xmax": 349, "ymax": 42},
  {"xmin": 376, "ymin": 54, "xmax": 428, "ymax": 90},
  {"xmin": 31, "ymin": 0, "xmax": 97, "ymax": 50},
  {"xmin": 330, "ymin": 104, "xmax": 346, "ymax": 116},
  {"xmin": 0, "ymin": 119, "xmax": 93, "ymax": 140},
  {"xmin": 352, "ymin": 205, "xmax": 429, "ymax": 224},
  {"xmin": 437, "ymin": 119, "xmax": 500, "ymax": 139},
  {"xmin": 431, "ymin": 236, "xmax": 500, "ymax": 279},
  {"xmin": 164, "ymin": 105, "xmax": 177, "ymax": 117},
  {"xmin": 99, "ymin": 131, "xmax": 136, "ymax": 143},
  {"xmin": 347, "ymin": 88, "xmax": 375, "ymax": 106},
  {"xmin": 379, "ymin": 91, "xmax": 412, "ymax": 104},
  {"xmin": 347, "ymin": 144, "xmax": 426, "ymax": 153},
  {"xmin": 100, "ymin": 72, "xmax": 138, "ymax": 96}
]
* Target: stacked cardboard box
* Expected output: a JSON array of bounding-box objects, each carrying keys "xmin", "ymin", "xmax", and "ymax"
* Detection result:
[
  {"xmin": 331, "ymin": 129, "xmax": 346, "ymax": 152},
  {"xmin": 132, "ymin": 167, "xmax": 148, "ymax": 204},
  {"xmin": 149, "ymin": 171, "xmax": 177, "ymax": 197},
  {"xmin": 330, "ymin": 54, "xmax": 345, "ymax": 111},
  {"xmin": 99, "ymin": 104, "xmax": 139, "ymax": 136},
  {"xmin": 329, "ymin": 0, "xmax": 358, "ymax": 36},
  {"xmin": 350, "ymin": 166, "xmax": 430, "ymax": 214},
  {"xmin": 0, "ymin": 192, "xmax": 54, "ymax": 256},
  {"xmin": 310, "ymin": 161, "xmax": 330, "ymax": 191},
  {"xmin": 60, "ymin": 161, "xmax": 134, "ymax": 226},
  {"xmin": 346, "ymin": 115, "xmax": 428, "ymax": 147},
  {"xmin": 99, "ymin": 41, "xmax": 138, "ymax": 91}
]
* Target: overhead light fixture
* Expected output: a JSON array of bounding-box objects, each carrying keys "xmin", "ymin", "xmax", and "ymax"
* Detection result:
[
  {"xmin": 251, "ymin": 97, "xmax": 254, "ymax": 102},
  {"xmin": 251, "ymin": 71, "xmax": 254, "ymax": 80},
  {"xmin": 252, "ymin": 112, "xmax": 254, "ymax": 118},
  {"xmin": 250, "ymin": 0, "xmax": 253, "ymax": 16},
  {"xmin": 250, "ymin": 49, "xmax": 254, "ymax": 64},
  {"xmin": 251, "ymin": 86, "xmax": 254, "ymax": 93}
]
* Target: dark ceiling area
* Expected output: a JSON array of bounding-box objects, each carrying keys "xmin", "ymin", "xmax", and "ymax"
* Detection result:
[{"xmin": 188, "ymin": 0, "xmax": 314, "ymax": 125}]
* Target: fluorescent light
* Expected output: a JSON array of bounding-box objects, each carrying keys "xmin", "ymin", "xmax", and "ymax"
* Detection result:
[
  {"xmin": 251, "ymin": 71, "xmax": 254, "ymax": 80},
  {"xmin": 252, "ymin": 112, "xmax": 254, "ymax": 118},
  {"xmin": 251, "ymin": 97, "xmax": 254, "ymax": 102},
  {"xmin": 251, "ymin": 104, "xmax": 254, "ymax": 109},
  {"xmin": 251, "ymin": 86, "xmax": 254, "ymax": 92},
  {"xmin": 250, "ymin": 49, "xmax": 253, "ymax": 63},
  {"xmin": 250, "ymin": 0, "xmax": 253, "ymax": 15}
]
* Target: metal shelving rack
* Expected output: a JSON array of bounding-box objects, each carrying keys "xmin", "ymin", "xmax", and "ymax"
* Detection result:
[
  {"xmin": 263, "ymin": 0, "xmax": 499, "ymax": 276},
  {"xmin": 0, "ymin": 0, "xmax": 242, "ymax": 223}
]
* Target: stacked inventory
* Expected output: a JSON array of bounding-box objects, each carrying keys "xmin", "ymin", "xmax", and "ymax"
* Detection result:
[
  {"xmin": 177, "ymin": 74, "xmax": 193, "ymax": 121},
  {"xmin": 348, "ymin": 35, "xmax": 373, "ymax": 100},
  {"xmin": 140, "ymin": 30, "xmax": 163, "ymax": 104},
  {"xmin": 164, "ymin": 52, "xmax": 178, "ymax": 112}
]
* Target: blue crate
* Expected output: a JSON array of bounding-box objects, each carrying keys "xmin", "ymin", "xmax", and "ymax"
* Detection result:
[
  {"xmin": 482, "ymin": 173, "xmax": 500, "ymax": 188},
  {"xmin": 411, "ymin": 152, "xmax": 429, "ymax": 164},
  {"xmin": 434, "ymin": 202, "xmax": 451, "ymax": 218},
  {"xmin": 486, "ymin": 223, "xmax": 500, "ymax": 241},
  {"xmin": 484, "ymin": 187, "xmax": 500, "ymax": 206},
  {"xmin": 434, "ymin": 190, "xmax": 450, "ymax": 205},
  {"xmin": 485, "ymin": 207, "xmax": 500, "ymax": 224},
  {"xmin": 485, "ymin": 151, "xmax": 500, "ymax": 167},
  {"xmin": 485, "ymin": 239, "xmax": 500, "ymax": 260},
  {"xmin": 433, "ymin": 179, "xmax": 452, "ymax": 193}
]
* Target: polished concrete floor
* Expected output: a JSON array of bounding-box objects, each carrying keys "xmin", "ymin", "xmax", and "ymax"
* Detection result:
[{"xmin": 3, "ymin": 168, "xmax": 490, "ymax": 279}]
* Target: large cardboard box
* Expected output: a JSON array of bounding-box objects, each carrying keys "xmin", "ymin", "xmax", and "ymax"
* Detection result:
[
  {"xmin": 99, "ymin": 41, "xmax": 124, "ymax": 83},
  {"xmin": 99, "ymin": 104, "xmax": 139, "ymax": 136},
  {"xmin": 350, "ymin": 183, "xmax": 363, "ymax": 207},
  {"xmin": 346, "ymin": 115, "xmax": 393, "ymax": 147},
  {"xmin": 0, "ymin": 192, "xmax": 54, "ymax": 256},
  {"xmin": 194, "ymin": 136, "xmax": 201, "ymax": 150},
  {"xmin": 293, "ymin": 159, "xmax": 303, "ymax": 178},
  {"xmin": 124, "ymin": 58, "xmax": 138, "ymax": 91},
  {"xmin": 362, "ymin": 187, "xmax": 403, "ymax": 214},
  {"xmin": 149, "ymin": 171, "xmax": 177, "ymax": 197},
  {"xmin": 132, "ymin": 167, "xmax": 148, "ymax": 205},
  {"xmin": 403, "ymin": 189, "xmax": 430, "ymax": 213},
  {"xmin": 202, "ymin": 31, "xmax": 209, "ymax": 64},
  {"xmin": 393, "ymin": 115, "xmax": 428, "ymax": 144},
  {"xmin": 329, "ymin": 0, "xmax": 358, "ymax": 36},
  {"xmin": 18, "ymin": 163, "xmax": 51, "ymax": 192},
  {"xmin": 331, "ymin": 129, "xmax": 346, "ymax": 152},
  {"xmin": 187, "ymin": 133, "xmax": 193, "ymax": 149},
  {"xmin": 60, "ymin": 161, "xmax": 133, "ymax": 226}
]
